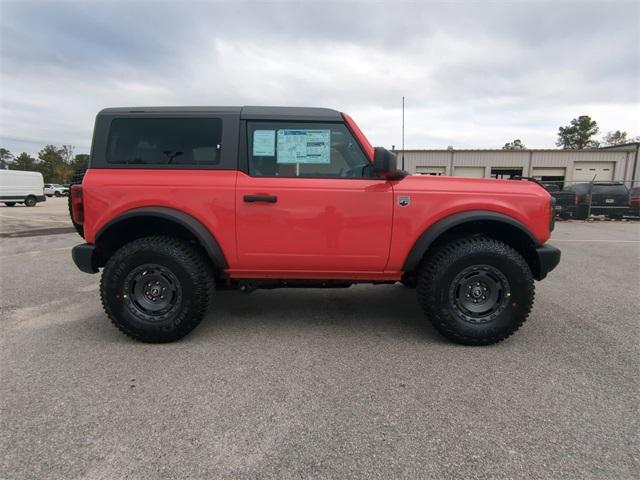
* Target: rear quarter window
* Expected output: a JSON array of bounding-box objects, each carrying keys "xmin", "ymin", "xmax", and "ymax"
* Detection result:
[
  {"xmin": 106, "ymin": 118, "xmax": 222, "ymax": 166},
  {"xmin": 592, "ymin": 185, "xmax": 628, "ymax": 195}
]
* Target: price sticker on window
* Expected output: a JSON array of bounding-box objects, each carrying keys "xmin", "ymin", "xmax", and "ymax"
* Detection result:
[{"xmin": 253, "ymin": 130, "xmax": 276, "ymax": 156}]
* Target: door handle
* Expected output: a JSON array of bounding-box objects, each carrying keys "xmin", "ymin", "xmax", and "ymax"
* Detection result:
[{"xmin": 244, "ymin": 195, "xmax": 277, "ymax": 203}]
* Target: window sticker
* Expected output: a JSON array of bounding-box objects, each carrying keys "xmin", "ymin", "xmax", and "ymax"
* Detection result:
[
  {"xmin": 253, "ymin": 130, "xmax": 276, "ymax": 156},
  {"xmin": 276, "ymin": 129, "xmax": 330, "ymax": 164}
]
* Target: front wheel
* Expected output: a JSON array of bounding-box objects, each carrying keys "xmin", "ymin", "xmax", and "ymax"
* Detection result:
[
  {"xmin": 417, "ymin": 237, "xmax": 534, "ymax": 345},
  {"xmin": 24, "ymin": 196, "xmax": 37, "ymax": 207},
  {"xmin": 100, "ymin": 236, "xmax": 214, "ymax": 342},
  {"xmin": 4, "ymin": 202, "xmax": 16, "ymax": 207}
]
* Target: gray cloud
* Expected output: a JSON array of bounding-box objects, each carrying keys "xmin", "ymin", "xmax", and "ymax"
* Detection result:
[{"xmin": 1, "ymin": 0, "xmax": 638, "ymax": 155}]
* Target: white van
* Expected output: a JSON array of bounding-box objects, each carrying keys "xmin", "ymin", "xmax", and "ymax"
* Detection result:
[{"xmin": 0, "ymin": 170, "xmax": 46, "ymax": 207}]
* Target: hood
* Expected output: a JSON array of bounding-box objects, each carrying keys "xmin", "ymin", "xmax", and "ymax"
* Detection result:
[{"xmin": 398, "ymin": 174, "xmax": 549, "ymax": 197}]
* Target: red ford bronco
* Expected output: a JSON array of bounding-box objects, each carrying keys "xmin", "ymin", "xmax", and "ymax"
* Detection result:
[{"xmin": 71, "ymin": 106, "xmax": 560, "ymax": 345}]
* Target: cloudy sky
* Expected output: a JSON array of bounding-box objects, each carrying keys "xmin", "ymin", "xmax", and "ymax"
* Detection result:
[{"xmin": 0, "ymin": 0, "xmax": 638, "ymax": 156}]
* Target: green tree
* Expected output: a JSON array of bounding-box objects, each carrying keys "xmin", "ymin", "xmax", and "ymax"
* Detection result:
[
  {"xmin": 503, "ymin": 139, "xmax": 526, "ymax": 150},
  {"xmin": 37, "ymin": 145, "xmax": 66, "ymax": 182},
  {"xmin": 0, "ymin": 148, "xmax": 13, "ymax": 169},
  {"xmin": 61, "ymin": 145, "xmax": 75, "ymax": 163},
  {"xmin": 602, "ymin": 130, "xmax": 628, "ymax": 146},
  {"xmin": 11, "ymin": 152, "xmax": 37, "ymax": 171},
  {"xmin": 56, "ymin": 145, "xmax": 77, "ymax": 182},
  {"xmin": 70, "ymin": 153, "xmax": 89, "ymax": 171},
  {"xmin": 55, "ymin": 163, "xmax": 75, "ymax": 183},
  {"xmin": 556, "ymin": 116, "xmax": 599, "ymax": 149}
]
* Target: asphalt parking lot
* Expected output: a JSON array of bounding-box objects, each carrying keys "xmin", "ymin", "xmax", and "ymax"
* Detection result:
[{"xmin": 1, "ymin": 198, "xmax": 639, "ymax": 479}]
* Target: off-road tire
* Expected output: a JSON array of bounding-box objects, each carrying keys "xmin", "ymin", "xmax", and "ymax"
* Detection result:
[
  {"xmin": 417, "ymin": 236, "xmax": 534, "ymax": 346},
  {"xmin": 24, "ymin": 196, "xmax": 37, "ymax": 207},
  {"xmin": 100, "ymin": 236, "xmax": 213, "ymax": 343},
  {"xmin": 4, "ymin": 202, "xmax": 16, "ymax": 207}
]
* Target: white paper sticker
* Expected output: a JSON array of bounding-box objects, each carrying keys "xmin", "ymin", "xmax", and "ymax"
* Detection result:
[
  {"xmin": 277, "ymin": 129, "xmax": 330, "ymax": 164},
  {"xmin": 253, "ymin": 130, "xmax": 276, "ymax": 156}
]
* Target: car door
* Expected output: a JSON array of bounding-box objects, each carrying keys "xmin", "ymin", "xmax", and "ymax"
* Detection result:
[{"xmin": 235, "ymin": 121, "xmax": 393, "ymax": 274}]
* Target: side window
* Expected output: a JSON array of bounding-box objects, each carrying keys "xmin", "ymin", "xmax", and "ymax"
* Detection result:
[
  {"xmin": 106, "ymin": 117, "xmax": 222, "ymax": 165},
  {"xmin": 247, "ymin": 122, "xmax": 371, "ymax": 178}
]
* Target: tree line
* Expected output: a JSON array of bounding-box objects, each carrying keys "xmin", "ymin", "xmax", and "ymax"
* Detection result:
[
  {"xmin": 0, "ymin": 145, "xmax": 88, "ymax": 183},
  {"xmin": 504, "ymin": 115, "xmax": 638, "ymax": 150},
  {"xmin": 1, "ymin": 115, "xmax": 638, "ymax": 175}
]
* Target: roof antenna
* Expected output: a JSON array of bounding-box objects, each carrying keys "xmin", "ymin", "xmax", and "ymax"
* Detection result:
[{"xmin": 402, "ymin": 96, "xmax": 405, "ymax": 171}]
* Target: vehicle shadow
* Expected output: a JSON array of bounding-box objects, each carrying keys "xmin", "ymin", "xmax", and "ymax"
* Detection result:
[{"xmin": 195, "ymin": 283, "xmax": 444, "ymax": 343}]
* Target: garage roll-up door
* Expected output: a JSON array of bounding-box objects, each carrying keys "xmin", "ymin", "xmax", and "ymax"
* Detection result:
[
  {"xmin": 573, "ymin": 162, "xmax": 614, "ymax": 182},
  {"xmin": 532, "ymin": 167, "xmax": 565, "ymax": 178},
  {"xmin": 454, "ymin": 166, "xmax": 485, "ymax": 178},
  {"xmin": 416, "ymin": 166, "xmax": 446, "ymax": 175}
]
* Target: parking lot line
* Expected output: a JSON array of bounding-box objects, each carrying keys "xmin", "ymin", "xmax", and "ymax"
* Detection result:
[
  {"xmin": 0, "ymin": 246, "xmax": 70, "ymax": 259},
  {"xmin": 553, "ymin": 239, "xmax": 640, "ymax": 243},
  {"xmin": 0, "ymin": 214, "xmax": 71, "ymax": 224}
]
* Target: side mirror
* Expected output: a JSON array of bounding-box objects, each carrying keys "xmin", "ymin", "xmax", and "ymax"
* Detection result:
[{"xmin": 373, "ymin": 147, "xmax": 405, "ymax": 180}]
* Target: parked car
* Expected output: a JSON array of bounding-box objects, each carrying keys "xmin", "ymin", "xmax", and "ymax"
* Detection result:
[
  {"xmin": 70, "ymin": 106, "xmax": 560, "ymax": 346},
  {"xmin": 565, "ymin": 182, "xmax": 630, "ymax": 219},
  {"xmin": 629, "ymin": 186, "xmax": 640, "ymax": 217},
  {"xmin": 0, "ymin": 170, "xmax": 46, "ymax": 207},
  {"xmin": 44, "ymin": 183, "xmax": 69, "ymax": 197},
  {"xmin": 543, "ymin": 183, "xmax": 577, "ymax": 219}
]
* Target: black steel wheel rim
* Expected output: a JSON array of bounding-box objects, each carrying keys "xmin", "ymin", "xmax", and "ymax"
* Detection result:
[
  {"xmin": 123, "ymin": 264, "xmax": 182, "ymax": 319},
  {"xmin": 449, "ymin": 264, "xmax": 510, "ymax": 324}
]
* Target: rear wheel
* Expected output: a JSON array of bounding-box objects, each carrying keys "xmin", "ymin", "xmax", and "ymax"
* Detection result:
[
  {"xmin": 4, "ymin": 202, "xmax": 16, "ymax": 207},
  {"xmin": 100, "ymin": 236, "xmax": 213, "ymax": 342},
  {"xmin": 417, "ymin": 236, "xmax": 534, "ymax": 345},
  {"xmin": 24, "ymin": 196, "xmax": 37, "ymax": 207}
]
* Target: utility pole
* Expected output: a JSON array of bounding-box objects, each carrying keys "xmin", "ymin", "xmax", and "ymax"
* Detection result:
[{"xmin": 401, "ymin": 96, "xmax": 405, "ymax": 170}]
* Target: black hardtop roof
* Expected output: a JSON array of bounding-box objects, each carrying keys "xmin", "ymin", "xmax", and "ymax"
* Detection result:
[{"xmin": 98, "ymin": 106, "xmax": 342, "ymax": 121}]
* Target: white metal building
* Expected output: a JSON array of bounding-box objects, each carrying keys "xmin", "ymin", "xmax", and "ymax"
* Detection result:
[{"xmin": 393, "ymin": 143, "xmax": 640, "ymax": 185}]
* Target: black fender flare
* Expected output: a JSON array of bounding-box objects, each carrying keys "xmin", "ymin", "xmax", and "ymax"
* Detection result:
[
  {"xmin": 96, "ymin": 206, "xmax": 228, "ymax": 269},
  {"xmin": 402, "ymin": 210, "xmax": 538, "ymax": 272}
]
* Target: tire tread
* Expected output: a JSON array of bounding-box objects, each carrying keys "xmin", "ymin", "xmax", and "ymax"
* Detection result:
[
  {"xmin": 100, "ymin": 235, "xmax": 213, "ymax": 342},
  {"xmin": 417, "ymin": 236, "xmax": 535, "ymax": 345}
]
